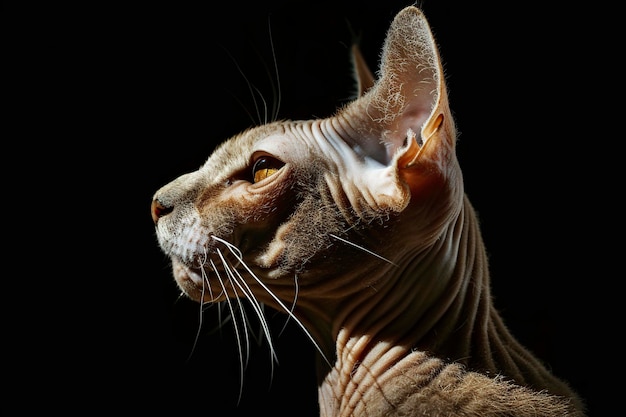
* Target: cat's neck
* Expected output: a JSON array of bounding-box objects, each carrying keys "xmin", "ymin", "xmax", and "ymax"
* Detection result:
[
  {"xmin": 296, "ymin": 198, "xmax": 493, "ymax": 367},
  {"xmin": 287, "ymin": 197, "xmax": 579, "ymax": 411}
]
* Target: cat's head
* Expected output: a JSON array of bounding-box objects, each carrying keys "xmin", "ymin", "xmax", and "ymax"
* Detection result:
[{"xmin": 151, "ymin": 7, "xmax": 463, "ymax": 308}]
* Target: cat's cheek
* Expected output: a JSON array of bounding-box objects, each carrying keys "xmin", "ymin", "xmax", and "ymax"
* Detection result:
[{"xmin": 213, "ymin": 170, "xmax": 295, "ymax": 233}]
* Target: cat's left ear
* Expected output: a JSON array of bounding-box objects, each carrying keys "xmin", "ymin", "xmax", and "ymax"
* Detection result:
[{"xmin": 351, "ymin": 44, "xmax": 375, "ymax": 97}]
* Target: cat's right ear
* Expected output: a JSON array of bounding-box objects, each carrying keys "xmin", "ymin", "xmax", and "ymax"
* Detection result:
[
  {"xmin": 365, "ymin": 6, "xmax": 460, "ymax": 199},
  {"xmin": 331, "ymin": 7, "xmax": 461, "ymax": 214}
]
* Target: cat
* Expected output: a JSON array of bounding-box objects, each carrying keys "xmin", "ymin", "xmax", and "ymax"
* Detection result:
[{"xmin": 151, "ymin": 6, "xmax": 586, "ymax": 416}]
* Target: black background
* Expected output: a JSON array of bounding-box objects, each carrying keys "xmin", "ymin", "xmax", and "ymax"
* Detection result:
[{"xmin": 9, "ymin": 0, "xmax": 608, "ymax": 415}]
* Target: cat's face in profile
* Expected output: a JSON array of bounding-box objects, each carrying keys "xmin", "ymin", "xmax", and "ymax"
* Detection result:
[
  {"xmin": 151, "ymin": 120, "xmax": 364, "ymax": 304},
  {"xmin": 152, "ymin": 53, "xmax": 460, "ymax": 314}
]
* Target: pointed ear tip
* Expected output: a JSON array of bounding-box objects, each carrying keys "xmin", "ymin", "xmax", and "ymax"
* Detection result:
[
  {"xmin": 392, "ymin": 6, "xmax": 432, "ymax": 34},
  {"xmin": 398, "ymin": 5, "xmax": 426, "ymax": 19}
]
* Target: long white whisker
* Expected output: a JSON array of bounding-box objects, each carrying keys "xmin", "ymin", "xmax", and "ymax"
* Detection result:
[
  {"xmin": 207, "ymin": 262, "xmax": 229, "ymax": 337},
  {"xmin": 185, "ymin": 247, "xmax": 211, "ymax": 362},
  {"xmin": 216, "ymin": 250, "xmax": 251, "ymax": 370},
  {"xmin": 204, "ymin": 254, "xmax": 214, "ymax": 302},
  {"xmin": 229, "ymin": 264, "xmax": 277, "ymax": 357},
  {"xmin": 184, "ymin": 269, "xmax": 206, "ymax": 362},
  {"xmin": 214, "ymin": 236, "xmax": 243, "ymax": 259},
  {"xmin": 212, "ymin": 235, "xmax": 332, "ymax": 368},
  {"xmin": 201, "ymin": 259, "xmax": 227, "ymax": 328},
  {"xmin": 225, "ymin": 257, "xmax": 278, "ymax": 382},
  {"xmin": 329, "ymin": 233, "xmax": 397, "ymax": 266},
  {"xmin": 231, "ymin": 267, "xmax": 273, "ymax": 343},
  {"xmin": 213, "ymin": 256, "xmax": 246, "ymax": 406}
]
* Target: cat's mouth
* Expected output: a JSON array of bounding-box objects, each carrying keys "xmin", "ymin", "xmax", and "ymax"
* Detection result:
[
  {"xmin": 171, "ymin": 253, "xmax": 243, "ymax": 302},
  {"xmin": 172, "ymin": 259, "xmax": 222, "ymax": 302},
  {"xmin": 172, "ymin": 258, "xmax": 205, "ymax": 287}
]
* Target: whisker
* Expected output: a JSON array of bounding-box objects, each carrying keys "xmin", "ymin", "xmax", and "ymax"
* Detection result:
[
  {"xmin": 216, "ymin": 239, "xmax": 278, "ymax": 367},
  {"xmin": 213, "ymin": 254, "xmax": 246, "ymax": 406},
  {"xmin": 225, "ymin": 257, "xmax": 278, "ymax": 382},
  {"xmin": 248, "ymin": 15, "xmax": 281, "ymax": 123},
  {"xmin": 234, "ymin": 269, "xmax": 274, "ymax": 352},
  {"xmin": 174, "ymin": 291, "xmax": 187, "ymax": 304},
  {"xmin": 223, "ymin": 87, "xmax": 260, "ymax": 127},
  {"xmin": 213, "ymin": 236, "xmax": 243, "ymax": 259},
  {"xmin": 206, "ymin": 263, "xmax": 230, "ymax": 334},
  {"xmin": 185, "ymin": 247, "xmax": 212, "ymax": 362},
  {"xmin": 329, "ymin": 233, "xmax": 398, "ymax": 266},
  {"xmin": 212, "ymin": 235, "xmax": 332, "ymax": 368},
  {"xmin": 230, "ymin": 264, "xmax": 277, "ymax": 357},
  {"xmin": 221, "ymin": 46, "xmax": 267, "ymax": 126},
  {"xmin": 198, "ymin": 300, "xmax": 235, "ymax": 338},
  {"xmin": 204, "ymin": 268, "xmax": 214, "ymax": 303},
  {"xmin": 217, "ymin": 249, "xmax": 252, "ymax": 369},
  {"xmin": 183, "ymin": 269, "xmax": 206, "ymax": 363},
  {"xmin": 266, "ymin": 14, "xmax": 281, "ymax": 122},
  {"xmin": 278, "ymin": 273, "xmax": 299, "ymax": 338}
]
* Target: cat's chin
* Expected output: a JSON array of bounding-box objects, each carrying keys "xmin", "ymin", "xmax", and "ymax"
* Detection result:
[
  {"xmin": 170, "ymin": 258, "xmax": 198, "ymax": 282},
  {"xmin": 171, "ymin": 258, "xmax": 221, "ymax": 302}
]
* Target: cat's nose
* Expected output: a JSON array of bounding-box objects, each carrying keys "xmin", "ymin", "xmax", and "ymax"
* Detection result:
[{"xmin": 151, "ymin": 198, "xmax": 172, "ymax": 224}]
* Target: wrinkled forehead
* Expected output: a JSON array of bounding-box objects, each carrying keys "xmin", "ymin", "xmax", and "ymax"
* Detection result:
[
  {"xmin": 238, "ymin": 121, "xmax": 319, "ymax": 161},
  {"xmin": 203, "ymin": 123, "xmax": 284, "ymax": 165},
  {"xmin": 252, "ymin": 124, "xmax": 314, "ymax": 163}
]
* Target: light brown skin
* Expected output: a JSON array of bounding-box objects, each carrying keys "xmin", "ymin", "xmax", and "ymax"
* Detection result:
[{"xmin": 151, "ymin": 6, "xmax": 586, "ymax": 416}]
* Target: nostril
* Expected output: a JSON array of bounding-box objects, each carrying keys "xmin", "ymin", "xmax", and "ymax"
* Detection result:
[{"xmin": 151, "ymin": 199, "xmax": 172, "ymax": 224}]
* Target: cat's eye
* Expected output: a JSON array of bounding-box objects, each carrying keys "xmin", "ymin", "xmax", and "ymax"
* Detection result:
[{"xmin": 252, "ymin": 156, "xmax": 284, "ymax": 183}]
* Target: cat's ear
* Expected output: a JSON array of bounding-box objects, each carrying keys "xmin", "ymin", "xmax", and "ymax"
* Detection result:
[
  {"xmin": 331, "ymin": 7, "xmax": 458, "ymax": 213},
  {"xmin": 362, "ymin": 6, "xmax": 458, "ymax": 201},
  {"xmin": 351, "ymin": 44, "xmax": 375, "ymax": 97}
]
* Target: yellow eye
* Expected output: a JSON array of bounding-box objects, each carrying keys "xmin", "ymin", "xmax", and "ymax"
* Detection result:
[{"xmin": 252, "ymin": 156, "xmax": 284, "ymax": 183}]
